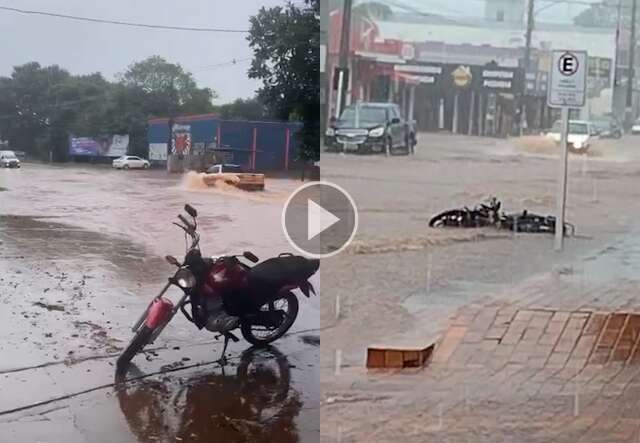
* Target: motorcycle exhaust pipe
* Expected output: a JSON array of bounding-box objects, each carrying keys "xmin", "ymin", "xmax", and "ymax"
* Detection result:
[{"xmin": 131, "ymin": 281, "xmax": 172, "ymax": 332}]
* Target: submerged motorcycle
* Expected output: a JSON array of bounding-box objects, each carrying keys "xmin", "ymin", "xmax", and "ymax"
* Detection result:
[
  {"xmin": 429, "ymin": 197, "xmax": 575, "ymax": 235},
  {"xmin": 116, "ymin": 204, "xmax": 319, "ymax": 373}
]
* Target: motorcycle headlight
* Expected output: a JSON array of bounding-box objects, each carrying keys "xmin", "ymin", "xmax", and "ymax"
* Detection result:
[
  {"xmin": 368, "ymin": 126, "xmax": 385, "ymax": 137},
  {"xmin": 325, "ymin": 127, "xmax": 335, "ymax": 137},
  {"xmin": 175, "ymin": 268, "xmax": 196, "ymax": 289}
]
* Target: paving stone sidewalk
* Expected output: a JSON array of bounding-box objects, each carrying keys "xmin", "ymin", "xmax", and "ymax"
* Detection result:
[{"xmin": 322, "ymin": 286, "xmax": 640, "ymax": 443}]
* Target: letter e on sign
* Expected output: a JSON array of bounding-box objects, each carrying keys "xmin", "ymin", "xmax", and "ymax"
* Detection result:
[{"xmin": 559, "ymin": 53, "xmax": 578, "ymax": 76}]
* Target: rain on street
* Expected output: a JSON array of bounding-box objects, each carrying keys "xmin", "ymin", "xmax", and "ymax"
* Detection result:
[
  {"xmin": 0, "ymin": 165, "xmax": 320, "ymax": 442},
  {"xmin": 320, "ymin": 132, "xmax": 640, "ymax": 441}
]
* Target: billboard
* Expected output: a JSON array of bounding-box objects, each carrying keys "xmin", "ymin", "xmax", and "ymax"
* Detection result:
[
  {"xmin": 149, "ymin": 143, "xmax": 168, "ymax": 161},
  {"xmin": 171, "ymin": 124, "xmax": 191, "ymax": 155},
  {"xmin": 69, "ymin": 135, "xmax": 129, "ymax": 157}
]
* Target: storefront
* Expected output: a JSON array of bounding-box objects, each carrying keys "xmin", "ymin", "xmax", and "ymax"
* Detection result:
[{"xmin": 345, "ymin": 56, "xmax": 524, "ymax": 137}]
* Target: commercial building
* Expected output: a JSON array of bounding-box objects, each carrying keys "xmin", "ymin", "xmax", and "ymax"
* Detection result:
[
  {"xmin": 326, "ymin": 5, "xmax": 618, "ymax": 136},
  {"xmin": 147, "ymin": 114, "xmax": 302, "ymax": 172}
]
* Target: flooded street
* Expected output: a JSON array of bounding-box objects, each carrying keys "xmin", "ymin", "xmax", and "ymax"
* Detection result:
[
  {"xmin": 320, "ymin": 133, "xmax": 640, "ymax": 441},
  {"xmin": 0, "ymin": 164, "xmax": 319, "ymax": 442}
]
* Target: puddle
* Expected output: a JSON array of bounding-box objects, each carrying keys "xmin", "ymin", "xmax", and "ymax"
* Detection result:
[
  {"xmin": 115, "ymin": 347, "xmax": 303, "ymax": 442},
  {"xmin": 0, "ymin": 215, "xmax": 166, "ymax": 283}
]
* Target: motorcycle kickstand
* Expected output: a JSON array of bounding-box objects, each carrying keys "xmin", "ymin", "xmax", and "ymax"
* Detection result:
[{"xmin": 217, "ymin": 335, "xmax": 230, "ymax": 365}]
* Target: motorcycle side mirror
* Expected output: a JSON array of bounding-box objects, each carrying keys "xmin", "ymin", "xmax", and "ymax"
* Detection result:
[
  {"xmin": 165, "ymin": 255, "xmax": 181, "ymax": 267},
  {"xmin": 243, "ymin": 251, "xmax": 259, "ymax": 263},
  {"xmin": 184, "ymin": 204, "xmax": 197, "ymax": 218}
]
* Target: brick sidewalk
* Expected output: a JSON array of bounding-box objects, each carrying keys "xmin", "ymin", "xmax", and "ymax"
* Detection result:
[{"xmin": 322, "ymin": 299, "xmax": 640, "ymax": 442}]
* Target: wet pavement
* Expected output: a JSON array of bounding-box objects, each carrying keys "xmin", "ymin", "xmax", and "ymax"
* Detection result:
[
  {"xmin": 320, "ymin": 133, "xmax": 640, "ymax": 441},
  {"xmin": 0, "ymin": 164, "xmax": 319, "ymax": 442}
]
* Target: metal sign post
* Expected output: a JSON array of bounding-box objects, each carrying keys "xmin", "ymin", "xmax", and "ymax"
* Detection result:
[
  {"xmin": 547, "ymin": 50, "xmax": 587, "ymax": 251},
  {"xmin": 335, "ymin": 70, "xmax": 344, "ymax": 120},
  {"xmin": 556, "ymin": 106, "xmax": 570, "ymax": 251}
]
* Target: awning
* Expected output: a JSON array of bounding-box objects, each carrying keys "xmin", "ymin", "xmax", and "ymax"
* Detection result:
[{"xmin": 392, "ymin": 71, "xmax": 424, "ymax": 86}]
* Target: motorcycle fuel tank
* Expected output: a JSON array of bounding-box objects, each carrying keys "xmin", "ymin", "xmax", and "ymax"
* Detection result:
[{"xmin": 201, "ymin": 258, "xmax": 249, "ymax": 297}]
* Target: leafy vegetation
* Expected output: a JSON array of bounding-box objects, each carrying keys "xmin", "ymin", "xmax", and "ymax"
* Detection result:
[
  {"xmin": 0, "ymin": 57, "xmax": 215, "ymax": 160},
  {"xmin": 247, "ymin": 0, "xmax": 320, "ymax": 162}
]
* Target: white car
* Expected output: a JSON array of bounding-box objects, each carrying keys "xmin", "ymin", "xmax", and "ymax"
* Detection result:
[
  {"xmin": 112, "ymin": 156, "xmax": 150, "ymax": 170},
  {"xmin": 546, "ymin": 120, "xmax": 594, "ymax": 153},
  {"xmin": 631, "ymin": 119, "xmax": 640, "ymax": 135}
]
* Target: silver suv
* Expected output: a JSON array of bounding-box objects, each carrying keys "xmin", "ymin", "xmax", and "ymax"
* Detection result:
[{"xmin": 0, "ymin": 150, "xmax": 20, "ymax": 168}]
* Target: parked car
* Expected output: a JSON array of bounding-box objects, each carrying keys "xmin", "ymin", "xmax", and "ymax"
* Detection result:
[
  {"xmin": 631, "ymin": 118, "xmax": 640, "ymax": 135},
  {"xmin": 325, "ymin": 102, "xmax": 417, "ymax": 155},
  {"xmin": 546, "ymin": 120, "xmax": 594, "ymax": 153},
  {"xmin": 591, "ymin": 117, "xmax": 622, "ymax": 138},
  {"xmin": 0, "ymin": 150, "xmax": 21, "ymax": 168},
  {"xmin": 203, "ymin": 163, "xmax": 265, "ymax": 191},
  {"xmin": 112, "ymin": 156, "xmax": 150, "ymax": 170}
]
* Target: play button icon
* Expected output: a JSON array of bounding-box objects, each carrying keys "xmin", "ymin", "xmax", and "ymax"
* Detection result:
[
  {"xmin": 307, "ymin": 199, "xmax": 340, "ymax": 240},
  {"xmin": 282, "ymin": 181, "xmax": 358, "ymax": 258}
]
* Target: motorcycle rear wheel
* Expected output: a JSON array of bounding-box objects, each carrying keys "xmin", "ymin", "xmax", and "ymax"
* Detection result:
[
  {"xmin": 241, "ymin": 292, "xmax": 299, "ymax": 347},
  {"xmin": 429, "ymin": 209, "xmax": 466, "ymax": 227},
  {"xmin": 116, "ymin": 325, "xmax": 153, "ymax": 373}
]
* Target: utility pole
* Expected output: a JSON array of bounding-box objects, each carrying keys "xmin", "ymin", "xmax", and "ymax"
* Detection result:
[
  {"xmin": 627, "ymin": 0, "xmax": 637, "ymax": 120},
  {"xmin": 335, "ymin": 0, "xmax": 353, "ymax": 118},
  {"xmin": 166, "ymin": 77, "xmax": 176, "ymax": 172},
  {"xmin": 521, "ymin": 0, "xmax": 535, "ymax": 135}
]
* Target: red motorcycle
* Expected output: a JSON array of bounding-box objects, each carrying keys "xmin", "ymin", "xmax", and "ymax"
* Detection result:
[{"xmin": 116, "ymin": 204, "xmax": 319, "ymax": 373}]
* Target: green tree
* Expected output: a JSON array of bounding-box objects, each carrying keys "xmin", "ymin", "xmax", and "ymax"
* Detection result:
[
  {"xmin": 0, "ymin": 57, "xmax": 217, "ymax": 161},
  {"xmin": 573, "ymin": 0, "xmax": 626, "ymax": 28},
  {"xmin": 101, "ymin": 83, "xmax": 149, "ymax": 157},
  {"xmin": 121, "ymin": 56, "xmax": 216, "ymax": 117},
  {"xmin": 213, "ymin": 97, "xmax": 269, "ymax": 120},
  {"xmin": 248, "ymin": 0, "xmax": 320, "ymax": 162},
  {"xmin": 0, "ymin": 62, "xmax": 73, "ymax": 160}
]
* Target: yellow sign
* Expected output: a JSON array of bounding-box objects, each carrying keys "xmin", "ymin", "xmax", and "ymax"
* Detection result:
[{"xmin": 452, "ymin": 65, "xmax": 472, "ymax": 88}]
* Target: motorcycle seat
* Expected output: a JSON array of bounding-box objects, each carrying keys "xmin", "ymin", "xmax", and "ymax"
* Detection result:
[{"xmin": 249, "ymin": 255, "xmax": 319, "ymax": 292}]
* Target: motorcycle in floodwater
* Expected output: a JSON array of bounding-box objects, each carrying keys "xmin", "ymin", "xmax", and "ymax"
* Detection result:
[
  {"xmin": 429, "ymin": 197, "xmax": 575, "ymax": 235},
  {"xmin": 428, "ymin": 197, "xmax": 502, "ymax": 228},
  {"xmin": 116, "ymin": 204, "xmax": 319, "ymax": 373}
]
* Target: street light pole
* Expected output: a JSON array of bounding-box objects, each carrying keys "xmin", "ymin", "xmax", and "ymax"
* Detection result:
[
  {"xmin": 521, "ymin": 0, "xmax": 535, "ymax": 135},
  {"xmin": 627, "ymin": 0, "xmax": 637, "ymax": 119},
  {"xmin": 336, "ymin": 0, "xmax": 353, "ymax": 118}
]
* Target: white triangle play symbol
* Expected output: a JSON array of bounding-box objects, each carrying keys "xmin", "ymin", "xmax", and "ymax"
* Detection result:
[{"xmin": 307, "ymin": 199, "xmax": 340, "ymax": 240}]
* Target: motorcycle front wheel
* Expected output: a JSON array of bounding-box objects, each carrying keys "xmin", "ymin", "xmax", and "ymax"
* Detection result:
[
  {"xmin": 116, "ymin": 325, "xmax": 153, "ymax": 373},
  {"xmin": 240, "ymin": 292, "xmax": 299, "ymax": 347}
]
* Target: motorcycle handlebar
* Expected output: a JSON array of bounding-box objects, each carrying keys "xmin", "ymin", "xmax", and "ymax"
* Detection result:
[{"xmin": 178, "ymin": 214, "xmax": 195, "ymax": 233}]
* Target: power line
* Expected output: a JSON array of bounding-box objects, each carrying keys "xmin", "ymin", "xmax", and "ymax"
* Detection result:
[
  {"xmin": 0, "ymin": 5, "xmax": 249, "ymax": 33},
  {"xmin": 194, "ymin": 58, "xmax": 252, "ymax": 72}
]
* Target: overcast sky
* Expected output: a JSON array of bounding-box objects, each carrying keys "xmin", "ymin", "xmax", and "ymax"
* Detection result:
[
  {"xmin": 0, "ymin": 0, "xmax": 286, "ymax": 104},
  {"xmin": 378, "ymin": 0, "xmax": 600, "ymax": 24}
]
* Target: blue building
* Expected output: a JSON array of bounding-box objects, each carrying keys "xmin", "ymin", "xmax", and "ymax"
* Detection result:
[{"xmin": 147, "ymin": 113, "xmax": 303, "ymax": 171}]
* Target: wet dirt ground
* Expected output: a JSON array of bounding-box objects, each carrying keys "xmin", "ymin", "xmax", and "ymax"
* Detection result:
[
  {"xmin": 0, "ymin": 165, "xmax": 319, "ymax": 442},
  {"xmin": 320, "ymin": 133, "xmax": 640, "ymax": 441}
]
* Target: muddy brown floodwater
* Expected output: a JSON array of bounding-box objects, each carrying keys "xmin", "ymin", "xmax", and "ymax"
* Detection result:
[
  {"xmin": 320, "ymin": 133, "xmax": 640, "ymax": 442},
  {"xmin": 0, "ymin": 164, "xmax": 319, "ymax": 442}
]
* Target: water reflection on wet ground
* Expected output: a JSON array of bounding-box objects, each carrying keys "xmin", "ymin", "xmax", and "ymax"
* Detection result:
[
  {"xmin": 116, "ymin": 347, "xmax": 302, "ymax": 443},
  {"xmin": 0, "ymin": 164, "xmax": 319, "ymax": 442}
]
